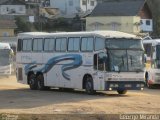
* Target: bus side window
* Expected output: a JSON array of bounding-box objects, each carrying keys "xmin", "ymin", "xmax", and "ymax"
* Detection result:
[
  {"xmin": 97, "ymin": 52, "xmax": 108, "ymax": 71},
  {"xmin": 81, "ymin": 37, "xmax": 94, "ymax": 52},
  {"xmin": 17, "ymin": 39, "xmax": 22, "ymax": 51},
  {"xmin": 22, "ymin": 39, "xmax": 28, "ymax": 51},
  {"xmin": 68, "ymin": 37, "xmax": 80, "ymax": 52},
  {"xmin": 55, "ymin": 38, "xmax": 67, "ymax": 52},
  {"xmin": 98, "ymin": 53, "xmax": 105, "ymax": 71},
  {"xmin": 94, "ymin": 54, "xmax": 97, "ymax": 70},
  {"xmin": 44, "ymin": 38, "xmax": 55, "ymax": 51},
  {"xmin": 33, "ymin": 38, "xmax": 43, "ymax": 51},
  {"xmin": 95, "ymin": 37, "xmax": 105, "ymax": 51}
]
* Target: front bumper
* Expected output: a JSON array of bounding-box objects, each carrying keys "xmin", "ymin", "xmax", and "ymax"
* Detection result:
[{"xmin": 105, "ymin": 81, "xmax": 145, "ymax": 90}]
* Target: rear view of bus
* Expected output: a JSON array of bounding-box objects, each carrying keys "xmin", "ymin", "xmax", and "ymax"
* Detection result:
[{"xmin": 0, "ymin": 43, "xmax": 12, "ymax": 75}]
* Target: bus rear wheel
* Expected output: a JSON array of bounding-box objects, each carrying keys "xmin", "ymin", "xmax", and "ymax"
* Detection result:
[
  {"xmin": 28, "ymin": 74, "xmax": 37, "ymax": 90},
  {"xmin": 85, "ymin": 77, "xmax": 95, "ymax": 95},
  {"xmin": 117, "ymin": 90, "xmax": 127, "ymax": 95},
  {"xmin": 37, "ymin": 74, "xmax": 50, "ymax": 90}
]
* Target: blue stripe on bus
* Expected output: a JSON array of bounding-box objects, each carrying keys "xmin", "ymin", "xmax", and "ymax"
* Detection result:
[{"xmin": 24, "ymin": 54, "xmax": 83, "ymax": 80}]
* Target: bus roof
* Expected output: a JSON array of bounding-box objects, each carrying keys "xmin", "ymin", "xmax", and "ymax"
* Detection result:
[
  {"xmin": 17, "ymin": 31, "xmax": 140, "ymax": 39},
  {"xmin": 143, "ymin": 39, "xmax": 160, "ymax": 44},
  {"xmin": 0, "ymin": 43, "xmax": 11, "ymax": 49}
]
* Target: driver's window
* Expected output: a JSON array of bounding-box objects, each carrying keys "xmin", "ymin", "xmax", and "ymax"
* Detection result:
[
  {"xmin": 94, "ymin": 52, "xmax": 108, "ymax": 71},
  {"xmin": 98, "ymin": 53, "xmax": 105, "ymax": 71}
]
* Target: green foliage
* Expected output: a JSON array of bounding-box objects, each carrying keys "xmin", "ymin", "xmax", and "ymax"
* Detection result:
[
  {"xmin": 15, "ymin": 17, "xmax": 32, "ymax": 33},
  {"xmin": 147, "ymin": 0, "xmax": 160, "ymax": 36}
]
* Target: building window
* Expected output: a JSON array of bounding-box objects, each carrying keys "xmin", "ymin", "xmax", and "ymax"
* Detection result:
[
  {"xmin": 111, "ymin": 23, "xmax": 119, "ymax": 31},
  {"xmin": 6, "ymin": 7, "xmax": 9, "ymax": 11},
  {"xmin": 82, "ymin": 0, "xmax": 87, "ymax": 5},
  {"xmin": 2, "ymin": 32, "xmax": 9, "ymax": 37},
  {"xmin": 94, "ymin": 23, "xmax": 99, "ymax": 30},
  {"xmin": 90, "ymin": 1, "xmax": 94, "ymax": 6},
  {"xmin": 146, "ymin": 20, "xmax": 150, "ymax": 26},
  {"xmin": 19, "ymin": 7, "xmax": 23, "ymax": 11},
  {"xmin": 69, "ymin": 0, "xmax": 73, "ymax": 6}
]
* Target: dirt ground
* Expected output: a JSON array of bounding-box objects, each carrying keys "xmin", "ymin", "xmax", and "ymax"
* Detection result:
[{"xmin": 0, "ymin": 75, "xmax": 160, "ymax": 115}]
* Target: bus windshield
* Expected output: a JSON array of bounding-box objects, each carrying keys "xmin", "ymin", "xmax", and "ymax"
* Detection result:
[
  {"xmin": 106, "ymin": 38, "xmax": 143, "ymax": 49},
  {"xmin": 106, "ymin": 38, "xmax": 144, "ymax": 72},
  {"xmin": 0, "ymin": 49, "xmax": 10, "ymax": 66}
]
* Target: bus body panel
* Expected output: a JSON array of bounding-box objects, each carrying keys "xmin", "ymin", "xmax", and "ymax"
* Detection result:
[
  {"xmin": 16, "ymin": 31, "xmax": 145, "ymax": 92},
  {"xmin": 0, "ymin": 42, "xmax": 12, "ymax": 76},
  {"xmin": 143, "ymin": 39, "xmax": 160, "ymax": 85}
]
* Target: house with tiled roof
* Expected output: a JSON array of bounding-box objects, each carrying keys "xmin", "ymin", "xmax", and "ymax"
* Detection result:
[
  {"xmin": 0, "ymin": 0, "xmax": 26, "ymax": 15},
  {"xmin": 0, "ymin": 15, "xmax": 17, "ymax": 37},
  {"xmin": 86, "ymin": 0, "xmax": 153, "ymax": 34}
]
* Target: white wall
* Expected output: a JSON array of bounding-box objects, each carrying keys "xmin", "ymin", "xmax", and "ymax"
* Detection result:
[
  {"xmin": 0, "ymin": 5, "xmax": 26, "ymax": 15},
  {"xmin": 140, "ymin": 19, "xmax": 153, "ymax": 32},
  {"xmin": 80, "ymin": 0, "xmax": 97, "ymax": 13},
  {"xmin": 50, "ymin": 0, "xmax": 80, "ymax": 17},
  {"xmin": 50, "ymin": 0, "xmax": 97, "ymax": 18}
]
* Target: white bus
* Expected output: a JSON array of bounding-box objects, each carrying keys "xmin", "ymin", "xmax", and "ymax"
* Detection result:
[
  {"xmin": 16, "ymin": 31, "xmax": 145, "ymax": 94},
  {"xmin": 0, "ymin": 43, "xmax": 13, "ymax": 75},
  {"xmin": 143, "ymin": 39, "xmax": 160, "ymax": 88}
]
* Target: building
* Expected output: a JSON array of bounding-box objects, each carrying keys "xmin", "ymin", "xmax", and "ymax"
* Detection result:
[
  {"xmin": 0, "ymin": 0, "xmax": 26, "ymax": 15},
  {"xmin": 40, "ymin": 7, "xmax": 60, "ymax": 19},
  {"xmin": 0, "ymin": 15, "xmax": 17, "ymax": 37},
  {"xmin": 86, "ymin": 0, "xmax": 153, "ymax": 34},
  {"xmin": 49, "ymin": 0, "xmax": 97, "ymax": 18}
]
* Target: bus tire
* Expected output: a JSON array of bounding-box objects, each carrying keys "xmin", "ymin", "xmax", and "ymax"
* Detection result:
[
  {"xmin": 146, "ymin": 82, "xmax": 154, "ymax": 89},
  {"xmin": 28, "ymin": 73, "xmax": 37, "ymax": 90},
  {"xmin": 37, "ymin": 74, "xmax": 50, "ymax": 90},
  {"xmin": 85, "ymin": 77, "xmax": 95, "ymax": 95},
  {"xmin": 117, "ymin": 90, "xmax": 127, "ymax": 94}
]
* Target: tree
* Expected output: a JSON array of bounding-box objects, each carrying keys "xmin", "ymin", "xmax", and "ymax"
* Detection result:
[
  {"xmin": 15, "ymin": 17, "xmax": 32, "ymax": 33},
  {"xmin": 147, "ymin": 0, "xmax": 160, "ymax": 36}
]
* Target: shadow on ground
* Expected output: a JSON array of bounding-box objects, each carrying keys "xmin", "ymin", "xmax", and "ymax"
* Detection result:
[{"xmin": 0, "ymin": 88, "xmax": 129, "ymax": 109}]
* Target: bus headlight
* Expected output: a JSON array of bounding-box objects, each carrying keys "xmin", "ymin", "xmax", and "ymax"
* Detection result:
[{"xmin": 109, "ymin": 88, "xmax": 112, "ymax": 91}]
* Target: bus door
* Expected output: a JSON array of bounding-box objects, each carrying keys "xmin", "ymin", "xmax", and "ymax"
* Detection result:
[{"xmin": 93, "ymin": 52, "xmax": 107, "ymax": 90}]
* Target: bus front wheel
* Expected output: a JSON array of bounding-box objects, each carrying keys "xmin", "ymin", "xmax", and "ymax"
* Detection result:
[
  {"xmin": 28, "ymin": 74, "xmax": 37, "ymax": 90},
  {"xmin": 85, "ymin": 77, "xmax": 95, "ymax": 95},
  {"xmin": 117, "ymin": 90, "xmax": 127, "ymax": 95}
]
